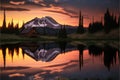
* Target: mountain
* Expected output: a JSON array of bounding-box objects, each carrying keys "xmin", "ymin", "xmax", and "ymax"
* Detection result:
[
  {"xmin": 20, "ymin": 16, "xmax": 77, "ymax": 35},
  {"xmin": 24, "ymin": 16, "xmax": 61, "ymax": 29}
]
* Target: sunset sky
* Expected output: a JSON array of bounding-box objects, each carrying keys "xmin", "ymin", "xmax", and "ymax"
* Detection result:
[{"xmin": 0, "ymin": 0, "xmax": 119, "ymax": 27}]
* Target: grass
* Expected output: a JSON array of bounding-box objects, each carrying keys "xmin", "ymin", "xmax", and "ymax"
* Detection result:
[
  {"xmin": 68, "ymin": 30, "xmax": 119, "ymax": 40},
  {"xmin": 0, "ymin": 33, "xmax": 119, "ymax": 50},
  {"xmin": 0, "ymin": 28, "xmax": 119, "ymax": 44}
]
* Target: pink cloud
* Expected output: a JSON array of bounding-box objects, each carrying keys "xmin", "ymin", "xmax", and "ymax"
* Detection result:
[{"xmin": 10, "ymin": 1, "xmax": 25, "ymax": 5}]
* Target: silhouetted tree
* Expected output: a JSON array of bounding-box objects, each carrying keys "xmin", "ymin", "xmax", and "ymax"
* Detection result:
[
  {"xmin": 58, "ymin": 25, "xmax": 67, "ymax": 38},
  {"xmin": 14, "ymin": 23, "xmax": 19, "ymax": 34},
  {"xmin": 62, "ymin": 25, "xmax": 67, "ymax": 38},
  {"xmin": 77, "ymin": 25, "xmax": 85, "ymax": 34},
  {"xmin": 2, "ymin": 9, "xmax": 6, "ymax": 29},
  {"xmin": 1, "ymin": 9, "xmax": 7, "ymax": 33},
  {"xmin": 58, "ymin": 26, "xmax": 62, "ymax": 38},
  {"xmin": 104, "ymin": 9, "xmax": 118, "ymax": 33},
  {"xmin": 77, "ymin": 11, "xmax": 85, "ymax": 34},
  {"xmin": 8, "ymin": 22, "xmax": 11, "ymax": 29},
  {"xmin": 5, "ymin": 19, "xmax": 16, "ymax": 34},
  {"xmin": 10, "ymin": 19, "xmax": 14, "ymax": 29},
  {"xmin": 88, "ymin": 22, "xmax": 103, "ymax": 33},
  {"xmin": 15, "ymin": 23, "xmax": 19, "ymax": 29}
]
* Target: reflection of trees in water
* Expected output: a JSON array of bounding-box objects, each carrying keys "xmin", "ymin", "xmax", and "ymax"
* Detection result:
[
  {"xmin": 103, "ymin": 45, "xmax": 117, "ymax": 71},
  {"xmin": 1, "ymin": 45, "xmax": 7, "ymax": 69},
  {"xmin": 8, "ymin": 46, "xmax": 14, "ymax": 61},
  {"xmin": 0, "ymin": 42, "xmax": 67, "ymax": 68},
  {"xmin": 88, "ymin": 45, "xmax": 118, "ymax": 70},
  {"xmin": 0, "ymin": 43, "xmax": 22, "ymax": 68},
  {"xmin": 57, "ymin": 41, "xmax": 67, "ymax": 53},
  {"xmin": 88, "ymin": 45, "xmax": 103, "ymax": 56},
  {"xmin": 0, "ymin": 43, "xmax": 118, "ymax": 71},
  {"xmin": 77, "ymin": 44, "xmax": 86, "ymax": 70}
]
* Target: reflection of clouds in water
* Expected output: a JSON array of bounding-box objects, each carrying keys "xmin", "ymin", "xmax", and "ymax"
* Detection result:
[
  {"xmin": 32, "ymin": 60, "xmax": 79, "ymax": 79},
  {"xmin": 34, "ymin": 73, "xmax": 44, "ymax": 80},
  {"xmin": 9, "ymin": 73, "xmax": 25, "ymax": 77},
  {"xmin": 43, "ymin": 60, "xmax": 78, "ymax": 68}
]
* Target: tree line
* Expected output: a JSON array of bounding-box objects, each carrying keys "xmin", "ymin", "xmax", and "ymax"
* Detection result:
[
  {"xmin": 0, "ymin": 9, "xmax": 119, "ymax": 36},
  {"xmin": 0, "ymin": 20, "xmax": 20, "ymax": 34},
  {"xmin": 77, "ymin": 9, "xmax": 120, "ymax": 34}
]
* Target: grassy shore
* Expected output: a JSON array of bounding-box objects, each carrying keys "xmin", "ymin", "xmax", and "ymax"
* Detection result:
[
  {"xmin": 0, "ymin": 28, "xmax": 119, "ymax": 44},
  {"xmin": 0, "ymin": 33, "xmax": 119, "ymax": 50}
]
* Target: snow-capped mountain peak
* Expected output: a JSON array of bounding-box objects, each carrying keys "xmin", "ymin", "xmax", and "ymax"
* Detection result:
[{"xmin": 24, "ymin": 16, "xmax": 61, "ymax": 29}]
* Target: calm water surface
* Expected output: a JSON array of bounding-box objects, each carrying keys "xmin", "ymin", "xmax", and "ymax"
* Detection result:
[{"xmin": 0, "ymin": 42, "xmax": 119, "ymax": 80}]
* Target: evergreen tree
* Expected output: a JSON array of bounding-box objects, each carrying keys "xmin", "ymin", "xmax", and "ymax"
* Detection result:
[
  {"xmin": 58, "ymin": 26, "xmax": 62, "ymax": 38},
  {"xmin": 88, "ymin": 22, "xmax": 103, "ymax": 33},
  {"xmin": 14, "ymin": 23, "xmax": 19, "ymax": 34},
  {"xmin": 1, "ymin": 9, "xmax": 7, "ymax": 33},
  {"xmin": 58, "ymin": 25, "xmax": 67, "ymax": 38},
  {"xmin": 10, "ymin": 19, "xmax": 14, "ymax": 29},
  {"xmin": 62, "ymin": 25, "xmax": 67, "ymax": 38},
  {"xmin": 8, "ymin": 22, "xmax": 11, "ymax": 29},
  {"xmin": 104, "ymin": 9, "xmax": 118, "ymax": 33},
  {"xmin": 104, "ymin": 9, "xmax": 111, "ymax": 33},
  {"xmin": 77, "ymin": 25, "xmax": 85, "ymax": 34},
  {"xmin": 77, "ymin": 11, "xmax": 85, "ymax": 34},
  {"xmin": 2, "ymin": 9, "xmax": 6, "ymax": 29},
  {"xmin": 15, "ymin": 23, "xmax": 19, "ymax": 30},
  {"xmin": 8, "ymin": 19, "xmax": 15, "ymax": 34}
]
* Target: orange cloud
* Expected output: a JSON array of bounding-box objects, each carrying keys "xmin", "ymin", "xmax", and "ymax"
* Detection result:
[
  {"xmin": 9, "ymin": 73, "xmax": 25, "ymax": 77},
  {"xmin": 10, "ymin": 1, "xmax": 25, "ymax": 5}
]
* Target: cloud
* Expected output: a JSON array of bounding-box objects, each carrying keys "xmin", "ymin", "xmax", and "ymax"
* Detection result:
[
  {"xmin": 1, "ymin": 0, "xmax": 118, "ymax": 17},
  {"xmin": 0, "ymin": 6, "xmax": 30, "ymax": 11},
  {"xmin": 44, "ymin": 10, "xmax": 78, "ymax": 18},
  {"xmin": 9, "ymin": 73, "xmax": 25, "ymax": 77},
  {"xmin": 2, "ymin": 0, "xmax": 119, "ymax": 9},
  {"xmin": 10, "ymin": 1, "xmax": 25, "ymax": 5}
]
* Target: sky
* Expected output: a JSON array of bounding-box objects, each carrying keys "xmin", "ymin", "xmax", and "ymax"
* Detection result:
[{"xmin": 0, "ymin": 0, "xmax": 119, "ymax": 27}]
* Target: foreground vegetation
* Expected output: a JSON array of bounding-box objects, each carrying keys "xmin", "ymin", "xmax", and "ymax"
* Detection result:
[{"xmin": 0, "ymin": 28, "xmax": 119, "ymax": 42}]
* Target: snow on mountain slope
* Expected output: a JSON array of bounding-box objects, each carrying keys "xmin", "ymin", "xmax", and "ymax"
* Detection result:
[{"xmin": 24, "ymin": 16, "xmax": 61, "ymax": 29}]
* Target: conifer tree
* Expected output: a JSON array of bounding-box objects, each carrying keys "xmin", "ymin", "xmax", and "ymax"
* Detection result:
[
  {"xmin": 77, "ymin": 11, "xmax": 84, "ymax": 34},
  {"xmin": 104, "ymin": 9, "xmax": 118, "ymax": 33},
  {"xmin": 2, "ymin": 9, "xmax": 6, "ymax": 29},
  {"xmin": 58, "ymin": 25, "xmax": 67, "ymax": 38}
]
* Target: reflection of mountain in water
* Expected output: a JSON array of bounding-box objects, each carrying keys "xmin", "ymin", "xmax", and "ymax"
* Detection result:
[
  {"xmin": 23, "ymin": 47, "xmax": 61, "ymax": 62},
  {"xmin": 0, "ymin": 42, "xmax": 119, "ymax": 70},
  {"xmin": 21, "ymin": 42, "xmax": 76, "ymax": 62}
]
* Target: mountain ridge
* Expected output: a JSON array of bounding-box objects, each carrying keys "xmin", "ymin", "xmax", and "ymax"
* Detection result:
[
  {"xmin": 24, "ymin": 16, "xmax": 61, "ymax": 29},
  {"xmin": 20, "ymin": 16, "xmax": 77, "ymax": 34}
]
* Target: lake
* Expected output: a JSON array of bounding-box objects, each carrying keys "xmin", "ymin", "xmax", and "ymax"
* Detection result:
[{"xmin": 0, "ymin": 41, "xmax": 119, "ymax": 80}]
